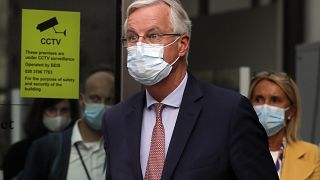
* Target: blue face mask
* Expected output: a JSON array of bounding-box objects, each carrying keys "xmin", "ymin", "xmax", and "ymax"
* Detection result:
[
  {"xmin": 254, "ymin": 104, "xmax": 289, "ymax": 137},
  {"xmin": 83, "ymin": 103, "xmax": 111, "ymax": 130},
  {"xmin": 127, "ymin": 38, "xmax": 180, "ymax": 86}
]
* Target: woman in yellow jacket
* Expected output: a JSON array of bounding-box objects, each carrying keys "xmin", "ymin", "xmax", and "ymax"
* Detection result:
[{"xmin": 248, "ymin": 71, "xmax": 320, "ymax": 180}]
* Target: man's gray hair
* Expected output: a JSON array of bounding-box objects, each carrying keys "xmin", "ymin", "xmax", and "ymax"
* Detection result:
[
  {"xmin": 123, "ymin": 0, "xmax": 192, "ymax": 64},
  {"xmin": 123, "ymin": 0, "xmax": 192, "ymax": 37}
]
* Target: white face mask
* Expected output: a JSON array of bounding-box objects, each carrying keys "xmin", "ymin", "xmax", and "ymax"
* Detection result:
[
  {"xmin": 253, "ymin": 104, "xmax": 289, "ymax": 136},
  {"xmin": 43, "ymin": 115, "xmax": 72, "ymax": 132},
  {"xmin": 127, "ymin": 38, "xmax": 180, "ymax": 86}
]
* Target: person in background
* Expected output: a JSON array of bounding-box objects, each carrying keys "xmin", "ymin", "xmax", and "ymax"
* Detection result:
[
  {"xmin": 102, "ymin": 0, "xmax": 278, "ymax": 179},
  {"xmin": 248, "ymin": 71, "xmax": 320, "ymax": 179},
  {"xmin": 21, "ymin": 66, "xmax": 115, "ymax": 180},
  {"xmin": 2, "ymin": 98, "xmax": 80, "ymax": 180}
]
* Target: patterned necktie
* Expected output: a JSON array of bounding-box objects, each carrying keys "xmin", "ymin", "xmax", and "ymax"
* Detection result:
[{"xmin": 145, "ymin": 103, "xmax": 166, "ymax": 180}]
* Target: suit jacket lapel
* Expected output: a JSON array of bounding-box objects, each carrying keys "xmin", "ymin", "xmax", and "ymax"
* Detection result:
[
  {"xmin": 162, "ymin": 75, "xmax": 203, "ymax": 179},
  {"xmin": 125, "ymin": 92, "xmax": 145, "ymax": 180}
]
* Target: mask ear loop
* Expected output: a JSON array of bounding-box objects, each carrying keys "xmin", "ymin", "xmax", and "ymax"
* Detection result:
[
  {"xmin": 170, "ymin": 56, "xmax": 180, "ymax": 66},
  {"xmin": 163, "ymin": 36, "xmax": 181, "ymax": 48},
  {"xmin": 163, "ymin": 36, "xmax": 181, "ymax": 65}
]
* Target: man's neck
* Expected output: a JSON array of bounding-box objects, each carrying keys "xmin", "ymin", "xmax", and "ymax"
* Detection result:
[
  {"xmin": 78, "ymin": 119, "xmax": 102, "ymax": 142},
  {"xmin": 268, "ymin": 129, "xmax": 285, "ymax": 151},
  {"xmin": 146, "ymin": 64, "xmax": 187, "ymax": 102}
]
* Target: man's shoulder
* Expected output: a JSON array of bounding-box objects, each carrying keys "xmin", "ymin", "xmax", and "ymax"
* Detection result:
[
  {"xmin": 111, "ymin": 91, "xmax": 144, "ymax": 111},
  {"xmin": 194, "ymin": 77, "xmax": 243, "ymax": 102},
  {"xmin": 33, "ymin": 127, "xmax": 72, "ymax": 147},
  {"xmin": 103, "ymin": 91, "xmax": 144, "ymax": 123}
]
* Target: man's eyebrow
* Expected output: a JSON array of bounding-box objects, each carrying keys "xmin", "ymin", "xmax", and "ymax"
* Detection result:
[
  {"xmin": 126, "ymin": 29, "xmax": 137, "ymax": 34},
  {"xmin": 145, "ymin": 27, "xmax": 161, "ymax": 33}
]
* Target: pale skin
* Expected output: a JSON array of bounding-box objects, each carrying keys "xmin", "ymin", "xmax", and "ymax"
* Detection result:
[
  {"xmin": 79, "ymin": 71, "xmax": 115, "ymax": 142},
  {"xmin": 250, "ymin": 79, "xmax": 296, "ymax": 151},
  {"xmin": 127, "ymin": 2, "xmax": 190, "ymax": 102}
]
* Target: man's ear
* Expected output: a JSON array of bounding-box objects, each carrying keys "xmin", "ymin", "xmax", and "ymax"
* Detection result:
[{"xmin": 178, "ymin": 34, "xmax": 190, "ymax": 57}]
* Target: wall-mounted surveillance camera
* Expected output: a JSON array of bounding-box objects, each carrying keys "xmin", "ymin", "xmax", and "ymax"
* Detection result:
[{"xmin": 36, "ymin": 17, "xmax": 66, "ymax": 36}]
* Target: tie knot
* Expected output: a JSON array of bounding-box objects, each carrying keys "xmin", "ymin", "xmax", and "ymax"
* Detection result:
[
  {"xmin": 154, "ymin": 103, "xmax": 165, "ymax": 119},
  {"xmin": 154, "ymin": 103, "xmax": 165, "ymax": 112}
]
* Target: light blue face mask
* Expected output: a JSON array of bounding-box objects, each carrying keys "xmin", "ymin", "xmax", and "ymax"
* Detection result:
[
  {"xmin": 83, "ymin": 103, "xmax": 111, "ymax": 130},
  {"xmin": 254, "ymin": 104, "xmax": 289, "ymax": 137},
  {"xmin": 127, "ymin": 38, "xmax": 180, "ymax": 86}
]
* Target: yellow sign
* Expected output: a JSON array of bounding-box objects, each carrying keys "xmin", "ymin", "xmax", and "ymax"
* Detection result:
[{"xmin": 21, "ymin": 9, "xmax": 80, "ymax": 99}]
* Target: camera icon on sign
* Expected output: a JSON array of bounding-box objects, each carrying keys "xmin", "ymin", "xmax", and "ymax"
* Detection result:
[{"xmin": 36, "ymin": 17, "xmax": 66, "ymax": 36}]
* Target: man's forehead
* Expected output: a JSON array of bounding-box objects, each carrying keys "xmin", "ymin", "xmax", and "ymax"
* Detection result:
[
  {"xmin": 127, "ymin": 26, "xmax": 162, "ymax": 34},
  {"xmin": 87, "ymin": 71, "xmax": 113, "ymax": 81},
  {"xmin": 85, "ymin": 72, "xmax": 113, "ymax": 88},
  {"xmin": 127, "ymin": 3, "xmax": 171, "ymax": 32}
]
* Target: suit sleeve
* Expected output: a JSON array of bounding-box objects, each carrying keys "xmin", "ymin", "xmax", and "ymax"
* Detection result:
[{"xmin": 229, "ymin": 96, "xmax": 279, "ymax": 180}]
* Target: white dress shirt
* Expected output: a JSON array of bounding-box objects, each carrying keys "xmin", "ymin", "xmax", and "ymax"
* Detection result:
[
  {"xmin": 67, "ymin": 120, "xmax": 106, "ymax": 180},
  {"xmin": 140, "ymin": 73, "xmax": 188, "ymax": 177}
]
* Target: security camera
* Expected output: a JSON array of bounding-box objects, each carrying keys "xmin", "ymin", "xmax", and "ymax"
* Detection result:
[{"xmin": 36, "ymin": 17, "xmax": 66, "ymax": 36}]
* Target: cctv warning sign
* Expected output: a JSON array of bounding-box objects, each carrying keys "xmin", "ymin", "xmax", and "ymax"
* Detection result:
[{"xmin": 21, "ymin": 9, "xmax": 80, "ymax": 99}]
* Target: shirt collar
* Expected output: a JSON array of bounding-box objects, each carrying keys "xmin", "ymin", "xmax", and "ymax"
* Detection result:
[
  {"xmin": 71, "ymin": 119, "xmax": 84, "ymax": 145},
  {"xmin": 71, "ymin": 119, "xmax": 104, "ymax": 150},
  {"xmin": 146, "ymin": 72, "xmax": 188, "ymax": 108}
]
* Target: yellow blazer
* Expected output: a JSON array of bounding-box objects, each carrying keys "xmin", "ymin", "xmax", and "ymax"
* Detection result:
[{"xmin": 281, "ymin": 140, "xmax": 320, "ymax": 180}]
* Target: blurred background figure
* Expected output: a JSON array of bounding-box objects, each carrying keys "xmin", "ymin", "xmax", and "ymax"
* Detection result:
[
  {"xmin": 248, "ymin": 71, "xmax": 320, "ymax": 179},
  {"xmin": 2, "ymin": 98, "xmax": 80, "ymax": 180},
  {"xmin": 20, "ymin": 66, "xmax": 114, "ymax": 180}
]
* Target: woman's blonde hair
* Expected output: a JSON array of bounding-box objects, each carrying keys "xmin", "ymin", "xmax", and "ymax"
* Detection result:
[{"xmin": 248, "ymin": 71, "xmax": 302, "ymax": 144}]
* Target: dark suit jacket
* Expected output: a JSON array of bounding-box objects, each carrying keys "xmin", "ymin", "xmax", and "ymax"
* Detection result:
[
  {"xmin": 20, "ymin": 127, "xmax": 73, "ymax": 180},
  {"xmin": 103, "ymin": 74, "xmax": 279, "ymax": 180}
]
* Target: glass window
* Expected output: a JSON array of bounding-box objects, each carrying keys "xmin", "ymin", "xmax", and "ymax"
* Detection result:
[{"xmin": 0, "ymin": 0, "xmax": 119, "ymax": 176}]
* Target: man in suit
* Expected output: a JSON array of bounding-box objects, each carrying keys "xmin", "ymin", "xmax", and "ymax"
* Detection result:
[{"xmin": 103, "ymin": 0, "xmax": 279, "ymax": 179}]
